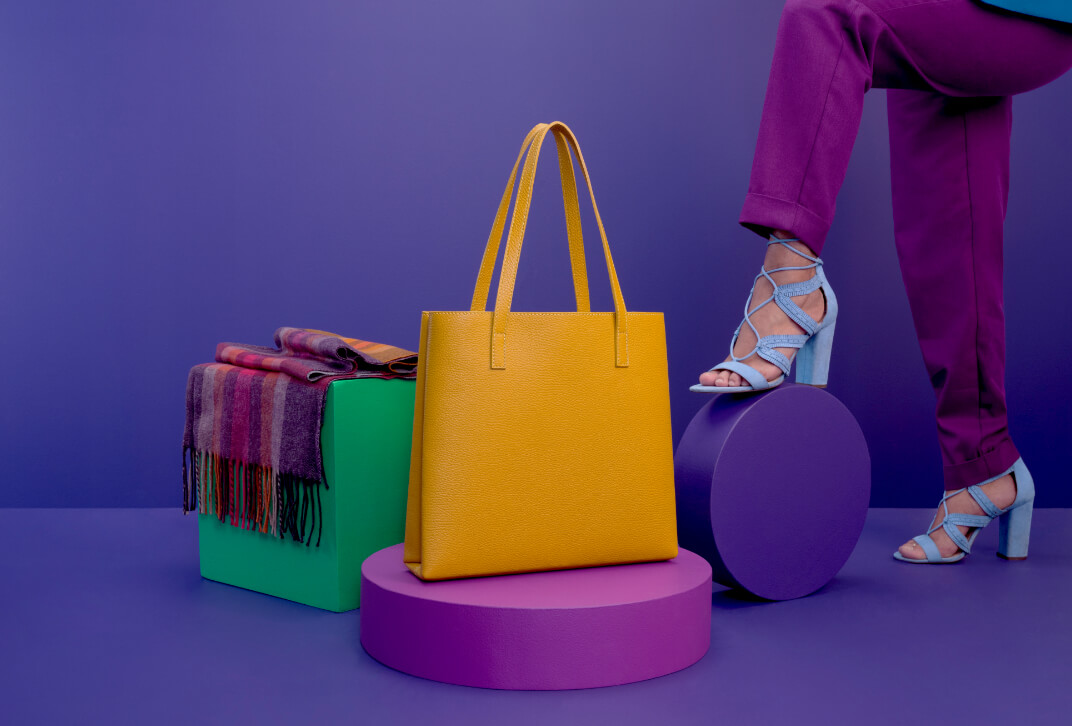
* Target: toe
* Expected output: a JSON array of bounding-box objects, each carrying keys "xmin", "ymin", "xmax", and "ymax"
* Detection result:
[
  {"xmin": 698, "ymin": 370, "xmax": 731, "ymax": 387},
  {"xmin": 696, "ymin": 369, "xmax": 756, "ymax": 389},
  {"xmin": 897, "ymin": 541, "xmax": 924, "ymax": 560}
]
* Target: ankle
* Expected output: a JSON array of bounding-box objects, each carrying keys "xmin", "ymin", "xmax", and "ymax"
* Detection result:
[
  {"xmin": 978, "ymin": 473, "xmax": 1017, "ymax": 510},
  {"xmin": 769, "ymin": 231, "xmax": 816, "ymax": 256},
  {"xmin": 763, "ymin": 249, "xmax": 820, "ymax": 286},
  {"xmin": 764, "ymin": 234, "xmax": 817, "ymax": 271}
]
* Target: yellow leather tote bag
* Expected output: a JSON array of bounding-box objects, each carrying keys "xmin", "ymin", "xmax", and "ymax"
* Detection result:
[{"xmin": 403, "ymin": 121, "xmax": 678, "ymax": 581}]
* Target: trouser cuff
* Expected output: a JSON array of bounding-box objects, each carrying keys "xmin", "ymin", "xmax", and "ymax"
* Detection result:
[
  {"xmin": 943, "ymin": 438, "xmax": 1020, "ymax": 491},
  {"xmin": 739, "ymin": 192, "xmax": 832, "ymax": 254}
]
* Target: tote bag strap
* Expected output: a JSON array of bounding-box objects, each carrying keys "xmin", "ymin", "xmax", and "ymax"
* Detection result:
[
  {"xmin": 488, "ymin": 121, "xmax": 630, "ymax": 369},
  {"xmin": 470, "ymin": 124, "xmax": 590, "ymax": 313}
]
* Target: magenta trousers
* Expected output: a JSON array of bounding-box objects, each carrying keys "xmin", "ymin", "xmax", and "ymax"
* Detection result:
[{"xmin": 740, "ymin": 0, "xmax": 1072, "ymax": 490}]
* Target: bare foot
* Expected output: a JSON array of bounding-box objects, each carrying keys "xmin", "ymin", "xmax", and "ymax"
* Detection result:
[
  {"xmin": 897, "ymin": 473, "xmax": 1018, "ymax": 560},
  {"xmin": 698, "ymin": 235, "xmax": 825, "ymax": 388}
]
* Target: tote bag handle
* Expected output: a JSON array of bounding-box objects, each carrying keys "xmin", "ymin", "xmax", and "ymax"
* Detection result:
[
  {"xmin": 470, "ymin": 123, "xmax": 591, "ymax": 313},
  {"xmin": 477, "ymin": 122, "xmax": 630, "ymax": 369}
]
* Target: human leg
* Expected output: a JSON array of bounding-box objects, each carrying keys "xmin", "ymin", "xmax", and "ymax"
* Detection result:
[
  {"xmin": 704, "ymin": 0, "xmax": 1072, "ymax": 389},
  {"xmin": 887, "ymin": 89, "xmax": 1022, "ymax": 560},
  {"xmin": 705, "ymin": 0, "xmax": 885, "ymax": 387},
  {"xmin": 888, "ymin": 90, "xmax": 1017, "ymax": 491},
  {"xmin": 738, "ymin": 0, "xmax": 1072, "ymax": 254}
]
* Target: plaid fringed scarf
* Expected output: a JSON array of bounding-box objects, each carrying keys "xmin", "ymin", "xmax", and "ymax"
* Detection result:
[{"xmin": 182, "ymin": 327, "xmax": 417, "ymax": 546}]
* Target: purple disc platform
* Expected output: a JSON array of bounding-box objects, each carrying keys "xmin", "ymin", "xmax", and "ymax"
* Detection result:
[
  {"xmin": 675, "ymin": 384, "xmax": 870, "ymax": 601},
  {"xmin": 360, "ymin": 544, "xmax": 712, "ymax": 690}
]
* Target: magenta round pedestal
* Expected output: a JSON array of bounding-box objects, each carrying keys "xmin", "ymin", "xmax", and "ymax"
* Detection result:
[
  {"xmin": 359, "ymin": 544, "xmax": 712, "ymax": 690},
  {"xmin": 675, "ymin": 384, "xmax": 870, "ymax": 601}
]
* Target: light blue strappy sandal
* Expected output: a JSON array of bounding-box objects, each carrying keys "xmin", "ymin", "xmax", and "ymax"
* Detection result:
[
  {"xmin": 691, "ymin": 237, "xmax": 838, "ymax": 394},
  {"xmin": 893, "ymin": 458, "xmax": 1035, "ymax": 564}
]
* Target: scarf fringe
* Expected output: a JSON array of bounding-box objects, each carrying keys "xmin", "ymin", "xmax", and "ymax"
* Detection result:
[{"xmin": 182, "ymin": 446, "xmax": 325, "ymax": 547}]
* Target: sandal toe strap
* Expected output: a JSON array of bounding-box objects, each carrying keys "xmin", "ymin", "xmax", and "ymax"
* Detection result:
[
  {"xmin": 708, "ymin": 360, "xmax": 774, "ymax": 390},
  {"xmin": 912, "ymin": 534, "xmax": 944, "ymax": 562}
]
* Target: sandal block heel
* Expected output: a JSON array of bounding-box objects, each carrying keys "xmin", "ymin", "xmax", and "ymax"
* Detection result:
[
  {"xmin": 997, "ymin": 461, "xmax": 1035, "ymax": 560},
  {"xmin": 997, "ymin": 502, "xmax": 1033, "ymax": 560},
  {"xmin": 795, "ymin": 320, "xmax": 836, "ymax": 388}
]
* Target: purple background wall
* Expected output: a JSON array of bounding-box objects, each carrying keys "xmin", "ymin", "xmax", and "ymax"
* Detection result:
[{"xmin": 2, "ymin": 1, "xmax": 1070, "ymax": 508}]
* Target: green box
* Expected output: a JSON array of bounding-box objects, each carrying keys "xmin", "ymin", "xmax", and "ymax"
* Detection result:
[{"xmin": 198, "ymin": 378, "xmax": 415, "ymax": 612}]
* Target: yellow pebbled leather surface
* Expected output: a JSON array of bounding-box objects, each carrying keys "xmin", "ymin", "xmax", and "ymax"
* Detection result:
[{"xmin": 403, "ymin": 122, "xmax": 677, "ymax": 581}]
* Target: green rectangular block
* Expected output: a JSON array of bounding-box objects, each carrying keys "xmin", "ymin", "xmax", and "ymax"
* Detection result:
[{"xmin": 198, "ymin": 377, "xmax": 415, "ymax": 612}]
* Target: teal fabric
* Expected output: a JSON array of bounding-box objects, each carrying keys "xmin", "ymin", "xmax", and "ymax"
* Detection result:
[{"xmin": 978, "ymin": 0, "xmax": 1072, "ymax": 24}]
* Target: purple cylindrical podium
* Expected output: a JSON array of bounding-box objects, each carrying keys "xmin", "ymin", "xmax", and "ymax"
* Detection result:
[
  {"xmin": 360, "ymin": 544, "xmax": 712, "ymax": 690},
  {"xmin": 675, "ymin": 384, "xmax": 870, "ymax": 600}
]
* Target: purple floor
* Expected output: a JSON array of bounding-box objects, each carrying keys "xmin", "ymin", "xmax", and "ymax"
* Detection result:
[{"xmin": 3, "ymin": 509, "xmax": 1070, "ymax": 725}]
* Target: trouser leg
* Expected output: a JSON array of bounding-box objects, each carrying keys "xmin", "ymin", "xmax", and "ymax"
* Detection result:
[
  {"xmin": 887, "ymin": 90, "xmax": 1019, "ymax": 490},
  {"xmin": 739, "ymin": 0, "xmax": 885, "ymax": 254},
  {"xmin": 739, "ymin": 0, "xmax": 1072, "ymax": 254},
  {"xmin": 738, "ymin": 0, "xmax": 1072, "ymax": 486}
]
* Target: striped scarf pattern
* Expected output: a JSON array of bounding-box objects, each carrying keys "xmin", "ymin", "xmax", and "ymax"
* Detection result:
[{"xmin": 182, "ymin": 328, "xmax": 417, "ymax": 546}]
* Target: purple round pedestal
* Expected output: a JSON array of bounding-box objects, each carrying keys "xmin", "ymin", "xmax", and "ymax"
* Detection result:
[
  {"xmin": 359, "ymin": 544, "xmax": 712, "ymax": 690},
  {"xmin": 675, "ymin": 384, "xmax": 870, "ymax": 600}
]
